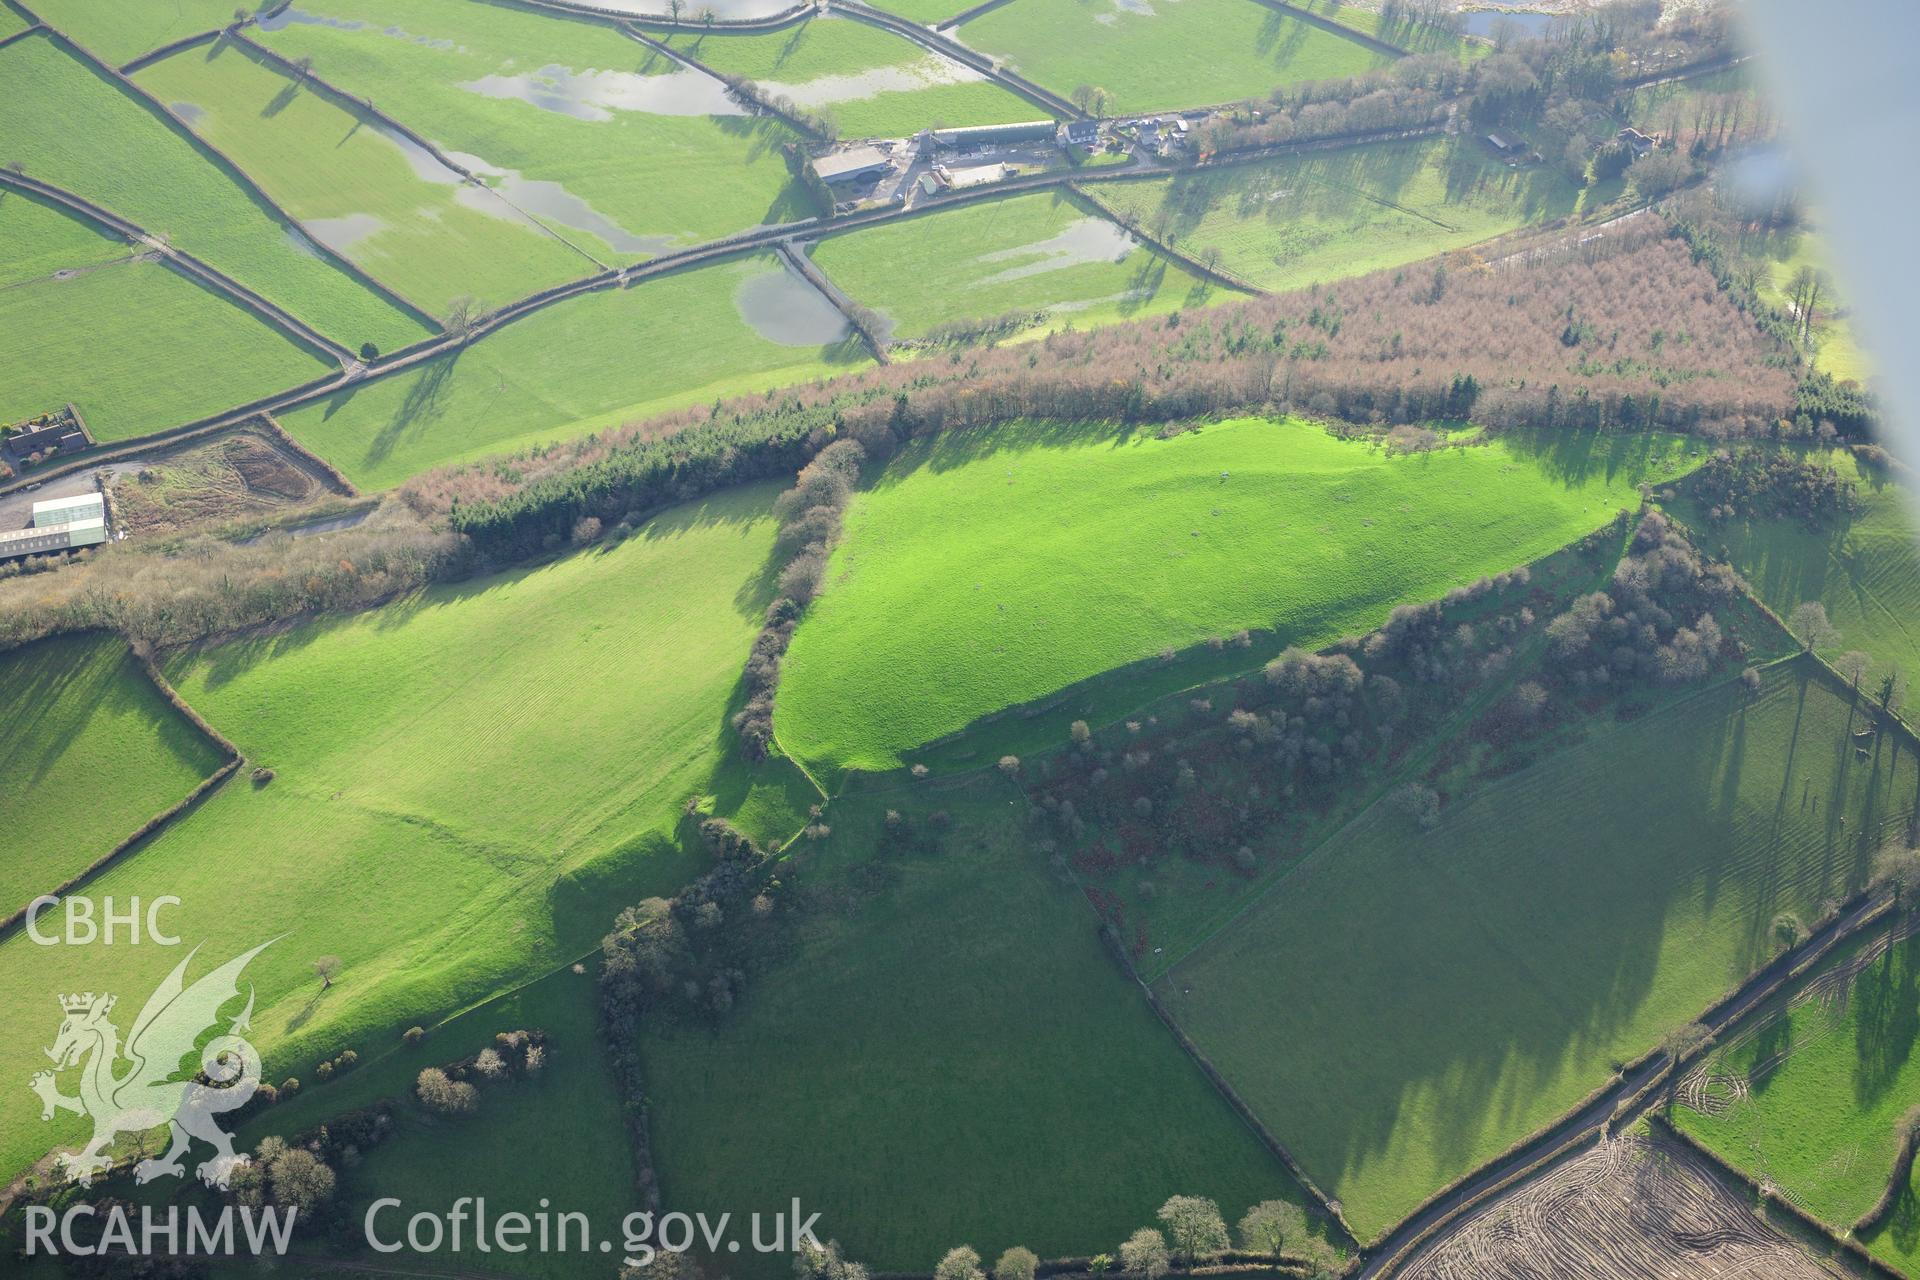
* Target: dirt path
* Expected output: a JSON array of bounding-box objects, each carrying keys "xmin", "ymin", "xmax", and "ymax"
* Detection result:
[{"xmin": 1364, "ymin": 889, "xmax": 1896, "ymax": 1277}]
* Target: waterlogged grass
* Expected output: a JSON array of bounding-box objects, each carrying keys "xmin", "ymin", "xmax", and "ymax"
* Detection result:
[
  {"xmin": 1676, "ymin": 929, "xmax": 1920, "ymax": 1264},
  {"xmin": 670, "ymin": 16, "xmax": 1047, "ymax": 138},
  {"xmin": 0, "ymin": 633, "xmax": 227, "ymax": 921},
  {"xmin": 808, "ymin": 189, "xmax": 1216, "ymax": 342},
  {"xmin": 1087, "ymin": 135, "xmax": 1582, "ymax": 291},
  {"xmin": 777, "ymin": 418, "xmax": 1694, "ymax": 776},
  {"xmin": 956, "ymin": 0, "xmax": 1387, "ymax": 114},
  {"xmin": 0, "ymin": 486, "xmax": 817, "ymax": 1185},
  {"xmin": 133, "ymin": 39, "xmax": 600, "ymax": 315},
  {"xmin": 642, "ymin": 778, "xmax": 1303, "ymax": 1275},
  {"xmin": 1673, "ymin": 452, "xmax": 1920, "ymax": 698},
  {"xmin": 0, "ymin": 185, "xmax": 126, "ymax": 288},
  {"xmin": 251, "ymin": 0, "xmax": 819, "ymax": 260},
  {"xmin": 0, "ymin": 33, "xmax": 432, "ymax": 352},
  {"xmin": 26, "ymin": 0, "xmax": 240, "ymax": 64},
  {"xmin": 0, "ymin": 258, "xmax": 331, "ymax": 441},
  {"xmin": 1158, "ymin": 662, "xmax": 1918, "ymax": 1243},
  {"xmin": 280, "ymin": 253, "xmax": 869, "ymax": 489}
]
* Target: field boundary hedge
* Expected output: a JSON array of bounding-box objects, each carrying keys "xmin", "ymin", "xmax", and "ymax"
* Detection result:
[
  {"xmin": 14, "ymin": 18, "xmax": 444, "ymax": 336},
  {"xmin": 1066, "ymin": 182, "xmax": 1267, "ymax": 295},
  {"xmin": 836, "ymin": 0, "xmax": 1082, "ymax": 119},
  {"xmin": 774, "ymin": 240, "xmax": 891, "ymax": 362},
  {"xmin": 0, "ymin": 18, "xmax": 40, "ymax": 49},
  {"xmin": 0, "ymin": 168, "xmax": 352, "ymax": 364},
  {"xmin": 1652, "ymin": 1114, "xmax": 1911, "ymax": 1280},
  {"xmin": 1097, "ymin": 921, "xmax": 1360, "ymax": 1247},
  {"xmin": 118, "ymin": 26, "xmax": 220, "ymax": 73},
  {"xmin": 0, "ymin": 643, "xmax": 242, "ymax": 942},
  {"xmin": 1243, "ymin": 0, "xmax": 1411, "ymax": 60},
  {"xmin": 258, "ymin": 412, "xmax": 360, "ymax": 496}
]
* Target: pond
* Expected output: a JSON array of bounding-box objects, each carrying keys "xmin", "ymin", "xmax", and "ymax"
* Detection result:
[{"xmin": 1460, "ymin": 8, "xmax": 1559, "ymax": 40}]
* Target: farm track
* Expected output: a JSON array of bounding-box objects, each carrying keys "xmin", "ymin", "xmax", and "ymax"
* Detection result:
[
  {"xmin": 0, "ymin": 167, "xmax": 355, "ymax": 364},
  {"xmin": 1366, "ymin": 885, "xmax": 1897, "ymax": 1277}
]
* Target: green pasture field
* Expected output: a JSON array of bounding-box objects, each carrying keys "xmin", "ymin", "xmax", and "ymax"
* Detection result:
[
  {"xmin": 250, "ymin": 0, "xmax": 819, "ymax": 260},
  {"xmin": 1156, "ymin": 661, "xmax": 1920, "ymax": 1243},
  {"xmin": 24, "ymin": 0, "xmax": 238, "ymax": 65},
  {"xmin": 0, "ymin": 6, "xmax": 24, "ymax": 37},
  {"xmin": 954, "ymin": 0, "xmax": 1388, "ymax": 114},
  {"xmin": 1294, "ymin": 0, "xmax": 1484, "ymax": 61},
  {"xmin": 0, "ymin": 258, "xmax": 331, "ymax": 442},
  {"xmin": 133, "ymin": 40, "xmax": 600, "ymax": 316},
  {"xmin": 0, "ymin": 184, "xmax": 127, "ymax": 288},
  {"xmin": 255, "ymin": 967, "xmax": 633, "ymax": 1280},
  {"xmin": 0, "ymin": 633, "xmax": 227, "ymax": 922},
  {"xmin": 1675, "ymin": 928, "xmax": 1920, "ymax": 1272},
  {"xmin": 1086, "ymin": 136, "xmax": 1581, "ymax": 291},
  {"xmin": 668, "ymin": 17, "xmax": 1047, "ymax": 139},
  {"xmin": 642, "ymin": 777, "xmax": 1304, "ymax": 1275},
  {"xmin": 0, "ymin": 33, "xmax": 431, "ymax": 353},
  {"xmin": 279, "ymin": 253, "xmax": 869, "ymax": 490},
  {"xmin": 1672, "ymin": 452, "xmax": 1920, "ymax": 697},
  {"xmin": 806, "ymin": 189, "xmax": 1215, "ymax": 342},
  {"xmin": 0, "ymin": 486, "xmax": 817, "ymax": 1185},
  {"xmin": 776, "ymin": 417, "xmax": 1696, "ymax": 777}
]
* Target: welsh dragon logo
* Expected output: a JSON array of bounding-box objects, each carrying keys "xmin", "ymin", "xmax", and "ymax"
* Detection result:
[{"xmin": 31, "ymin": 940, "xmax": 274, "ymax": 1188}]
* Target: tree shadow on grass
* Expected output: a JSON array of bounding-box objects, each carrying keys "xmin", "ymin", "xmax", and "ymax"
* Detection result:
[{"xmin": 1853, "ymin": 932, "xmax": 1920, "ymax": 1110}]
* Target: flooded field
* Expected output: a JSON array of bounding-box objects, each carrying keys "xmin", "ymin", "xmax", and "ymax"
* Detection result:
[
  {"xmin": 256, "ymin": 6, "xmax": 457, "ymax": 50},
  {"xmin": 975, "ymin": 217, "xmax": 1138, "ymax": 284},
  {"xmin": 443, "ymin": 148, "xmax": 676, "ymax": 256},
  {"xmin": 461, "ymin": 61, "xmax": 744, "ymax": 122},
  {"xmin": 734, "ymin": 258, "xmax": 850, "ymax": 345},
  {"xmin": 749, "ymin": 55, "xmax": 986, "ymax": 108}
]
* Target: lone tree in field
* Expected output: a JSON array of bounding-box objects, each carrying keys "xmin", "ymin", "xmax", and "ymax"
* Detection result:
[
  {"xmin": 934, "ymin": 1247, "xmax": 984, "ymax": 1280},
  {"xmin": 1119, "ymin": 1229, "xmax": 1170, "ymax": 1280},
  {"xmin": 1158, "ymin": 1196, "xmax": 1229, "ymax": 1264},
  {"xmin": 313, "ymin": 955, "xmax": 341, "ymax": 990},
  {"xmin": 1837, "ymin": 650, "xmax": 1873, "ymax": 695},
  {"xmin": 1238, "ymin": 1200, "xmax": 1306, "ymax": 1258},
  {"xmin": 1788, "ymin": 601, "xmax": 1837, "ymax": 652},
  {"xmin": 1878, "ymin": 668, "xmax": 1907, "ymax": 715},
  {"xmin": 993, "ymin": 1247, "xmax": 1038, "ymax": 1280}
]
